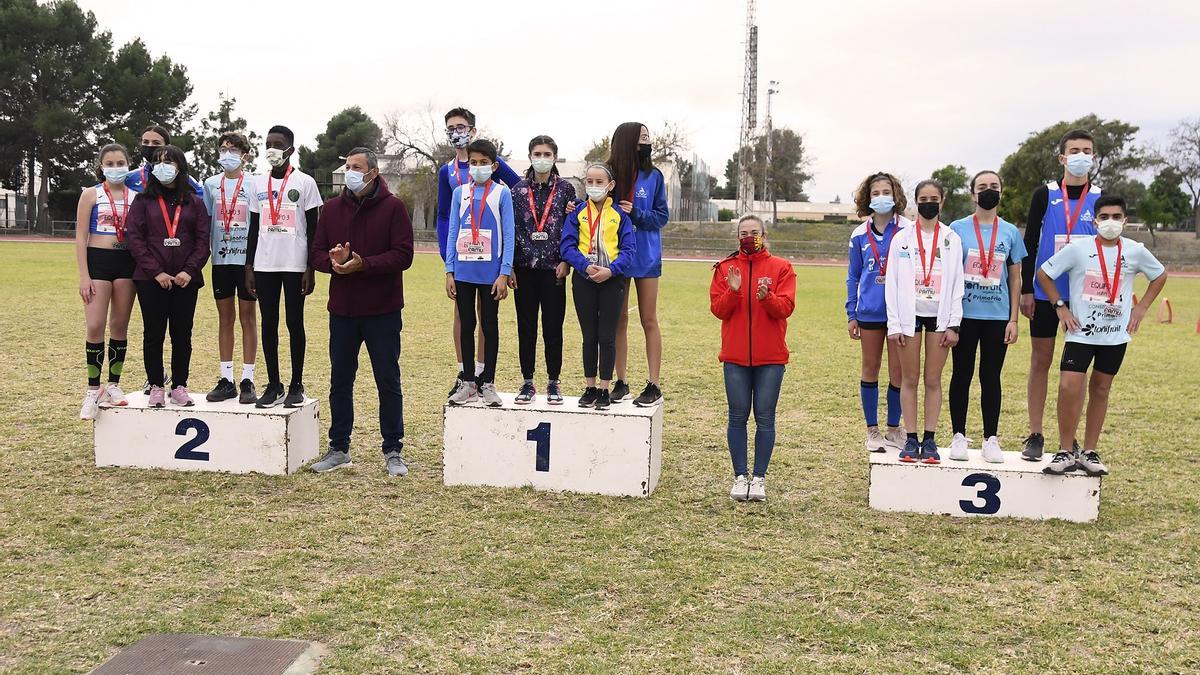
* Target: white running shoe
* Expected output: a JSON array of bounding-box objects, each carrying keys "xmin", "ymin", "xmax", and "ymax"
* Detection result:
[
  {"xmin": 949, "ymin": 433, "xmax": 970, "ymax": 461},
  {"xmin": 864, "ymin": 428, "xmax": 886, "ymax": 453},
  {"xmin": 883, "ymin": 427, "xmax": 905, "ymax": 450},
  {"xmin": 982, "ymin": 436, "xmax": 1005, "ymax": 464},
  {"xmin": 729, "ymin": 475, "xmax": 749, "ymax": 501},
  {"xmin": 447, "ymin": 380, "xmax": 479, "ymax": 406},
  {"xmin": 80, "ymin": 388, "xmax": 101, "ymax": 420},
  {"xmin": 747, "ymin": 476, "xmax": 767, "ymax": 502},
  {"xmin": 479, "ymin": 383, "xmax": 502, "ymax": 408},
  {"xmin": 99, "ymin": 383, "xmax": 127, "ymax": 407}
]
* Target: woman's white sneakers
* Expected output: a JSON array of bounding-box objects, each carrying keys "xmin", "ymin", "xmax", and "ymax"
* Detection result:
[
  {"xmin": 730, "ymin": 475, "xmax": 767, "ymax": 502},
  {"xmin": 949, "ymin": 433, "xmax": 970, "ymax": 461},
  {"xmin": 100, "ymin": 383, "xmax": 127, "ymax": 407},
  {"xmin": 981, "ymin": 436, "xmax": 1005, "ymax": 464},
  {"xmin": 79, "ymin": 388, "xmax": 101, "ymax": 420},
  {"xmin": 865, "ymin": 428, "xmax": 887, "ymax": 453},
  {"xmin": 730, "ymin": 475, "xmax": 749, "ymax": 501}
]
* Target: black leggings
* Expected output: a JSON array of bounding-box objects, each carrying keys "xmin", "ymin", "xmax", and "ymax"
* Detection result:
[
  {"xmin": 950, "ymin": 318, "xmax": 1009, "ymax": 438},
  {"xmin": 456, "ymin": 280, "xmax": 499, "ymax": 384},
  {"xmin": 514, "ymin": 266, "xmax": 566, "ymax": 381},
  {"xmin": 135, "ymin": 281, "xmax": 199, "ymax": 388},
  {"xmin": 572, "ymin": 274, "xmax": 625, "ymax": 381},
  {"xmin": 255, "ymin": 271, "xmax": 305, "ymax": 386}
]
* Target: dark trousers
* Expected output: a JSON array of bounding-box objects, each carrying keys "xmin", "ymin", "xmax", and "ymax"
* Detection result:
[
  {"xmin": 514, "ymin": 266, "xmax": 566, "ymax": 381},
  {"xmin": 572, "ymin": 274, "xmax": 625, "ymax": 381},
  {"xmin": 456, "ymin": 280, "xmax": 500, "ymax": 384},
  {"xmin": 950, "ymin": 318, "xmax": 1009, "ymax": 438},
  {"xmin": 136, "ymin": 281, "xmax": 198, "ymax": 388},
  {"xmin": 724, "ymin": 363, "xmax": 786, "ymax": 477},
  {"xmin": 255, "ymin": 271, "xmax": 305, "ymax": 386},
  {"xmin": 328, "ymin": 311, "xmax": 404, "ymax": 454}
]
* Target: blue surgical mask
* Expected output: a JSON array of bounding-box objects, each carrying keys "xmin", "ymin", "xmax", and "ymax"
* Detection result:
[
  {"xmin": 1065, "ymin": 153, "xmax": 1094, "ymax": 178},
  {"xmin": 152, "ymin": 163, "xmax": 178, "ymax": 184},
  {"xmin": 344, "ymin": 169, "xmax": 368, "ymax": 193},
  {"xmin": 869, "ymin": 195, "xmax": 895, "ymax": 215},
  {"xmin": 218, "ymin": 151, "xmax": 242, "ymax": 172},
  {"xmin": 470, "ymin": 165, "xmax": 493, "ymax": 184},
  {"xmin": 103, "ymin": 166, "xmax": 129, "ymax": 184}
]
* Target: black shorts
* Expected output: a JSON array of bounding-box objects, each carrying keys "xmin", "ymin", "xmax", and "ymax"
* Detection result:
[
  {"xmin": 857, "ymin": 320, "xmax": 887, "ymax": 331},
  {"xmin": 1030, "ymin": 299, "xmax": 1065, "ymax": 339},
  {"xmin": 87, "ymin": 247, "xmax": 135, "ymax": 282},
  {"xmin": 211, "ymin": 264, "xmax": 255, "ymax": 302},
  {"xmin": 1060, "ymin": 341, "xmax": 1127, "ymax": 376},
  {"xmin": 913, "ymin": 316, "xmax": 940, "ymax": 332}
]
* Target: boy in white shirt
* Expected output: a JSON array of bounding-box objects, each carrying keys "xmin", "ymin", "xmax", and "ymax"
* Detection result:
[{"xmin": 1037, "ymin": 195, "xmax": 1167, "ymax": 476}]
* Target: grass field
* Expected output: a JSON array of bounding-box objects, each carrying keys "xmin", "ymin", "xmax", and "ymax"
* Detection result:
[{"xmin": 2, "ymin": 241, "xmax": 1198, "ymax": 673}]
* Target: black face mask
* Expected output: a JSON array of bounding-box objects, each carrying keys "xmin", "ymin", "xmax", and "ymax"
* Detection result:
[
  {"xmin": 977, "ymin": 189, "xmax": 1001, "ymax": 210},
  {"xmin": 141, "ymin": 145, "xmax": 158, "ymax": 163},
  {"xmin": 638, "ymin": 143, "xmax": 652, "ymax": 161},
  {"xmin": 917, "ymin": 202, "xmax": 941, "ymax": 220}
]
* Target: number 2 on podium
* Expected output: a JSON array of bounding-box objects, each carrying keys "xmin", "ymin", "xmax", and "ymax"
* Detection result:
[
  {"xmin": 959, "ymin": 472, "xmax": 1001, "ymax": 514},
  {"xmin": 527, "ymin": 422, "xmax": 551, "ymax": 472},
  {"xmin": 175, "ymin": 418, "xmax": 210, "ymax": 461}
]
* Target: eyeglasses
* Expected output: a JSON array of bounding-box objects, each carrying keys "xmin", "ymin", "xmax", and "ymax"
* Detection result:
[{"xmin": 446, "ymin": 124, "xmax": 470, "ymax": 134}]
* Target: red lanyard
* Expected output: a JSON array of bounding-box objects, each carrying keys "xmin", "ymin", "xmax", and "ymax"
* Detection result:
[
  {"xmin": 1061, "ymin": 181, "xmax": 1090, "ymax": 243},
  {"xmin": 267, "ymin": 165, "xmax": 293, "ymax": 227},
  {"xmin": 469, "ymin": 180, "xmax": 494, "ymax": 244},
  {"xmin": 916, "ymin": 221, "xmax": 940, "ymax": 287},
  {"xmin": 527, "ymin": 178, "xmax": 558, "ymax": 233},
  {"xmin": 1095, "ymin": 236, "xmax": 1122, "ymax": 305},
  {"xmin": 451, "ymin": 160, "xmax": 467, "ymax": 188},
  {"xmin": 585, "ymin": 200, "xmax": 604, "ymax": 249},
  {"xmin": 156, "ymin": 197, "xmax": 182, "ymax": 239},
  {"xmin": 101, "ymin": 182, "xmax": 128, "ymax": 241},
  {"xmin": 865, "ymin": 218, "xmax": 895, "ymax": 276},
  {"xmin": 973, "ymin": 214, "xmax": 999, "ymax": 276},
  {"xmin": 219, "ymin": 173, "xmax": 245, "ymax": 235}
]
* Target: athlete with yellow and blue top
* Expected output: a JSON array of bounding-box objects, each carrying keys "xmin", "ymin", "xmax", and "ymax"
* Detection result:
[{"xmin": 561, "ymin": 163, "xmax": 636, "ymax": 411}]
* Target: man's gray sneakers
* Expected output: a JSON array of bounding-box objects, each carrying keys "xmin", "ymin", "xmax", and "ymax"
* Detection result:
[
  {"xmin": 448, "ymin": 380, "xmax": 478, "ymax": 406},
  {"xmin": 384, "ymin": 451, "xmax": 408, "ymax": 477},
  {"xmin": 311, "ymin": 449, "xmax": 351, "ymax": 473},
  {"xmin": 1076, "ymin": 450, "xmax": 1109, "ymax": 476},
  {"xmin": 1042, "ymin": 450, "xmax": 1077, "ymax": 475},
  {"xmin": 479, "ymin": 382, "xmax": 503, "ymax": 407}
]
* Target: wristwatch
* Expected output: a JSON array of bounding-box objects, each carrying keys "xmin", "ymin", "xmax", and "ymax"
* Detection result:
[{"xmin": 1054, "ymin": 299, "xmax": 1066, "ymax": 308}]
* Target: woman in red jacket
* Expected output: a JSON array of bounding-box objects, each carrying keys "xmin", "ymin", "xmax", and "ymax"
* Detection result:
[
  {"xmin": 125, "ymin": 145, "xmax": 211, "ymax": 408},
  {"xmin": 710, "ymin": 215, "xmax": 796, "ymax": 502}
]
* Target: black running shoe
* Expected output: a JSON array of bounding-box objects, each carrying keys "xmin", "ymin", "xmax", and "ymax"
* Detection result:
[
  {"xmin": 1021, "ymin": 433, "xmax": 1045, "ymax": 462},
  {"xmin": 238, "ymin": 378, "xmax": 257, "ymax": 404},
  {"xmin": 206, "ymin": 377, "xmax": 237, "ymax": 402},
  {"xmin": 611, "ymin": 379, "xmax": 630, "ymax": 402},
  {"xmin": 633, "ymin": 382, "xmax": 662, "ymax": 407},
  {"xmin": 256, "ymin": 382, "xmax": 285, "ymax": 408},
  {"xmin": 515, "ymin": 382, "xmax": 536, "ymax": 405},
  {"xmin": 594, "ymin": 389, "xmax": 611, "ymax": 410},
  {"xmin": 578, "ymin": 387, "xmax": 599, "ymax": 408},
  {"xmin": 546, "ymin": 381, "xmax": 563, "ymax": 405},
  {"xmin": 283, "ymin": 383, "xmax": 306, "ymax": 408}
]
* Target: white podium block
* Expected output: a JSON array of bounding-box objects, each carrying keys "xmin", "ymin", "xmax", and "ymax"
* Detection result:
[
  {"xmin": 442, "ymin": 394, "xmax": 663, "ymax": 497},
  {"xmin": 94, "ymin": 393, "xmax": 319, "ymax": 475},
  {"xmin": 868, "ymin": 447, "xmax": 1101, "ymax": 523}
]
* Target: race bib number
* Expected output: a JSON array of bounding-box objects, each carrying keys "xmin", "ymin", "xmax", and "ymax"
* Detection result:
[
  {"xmin": 914, "ymin": 264, "xmax": 943, "ymax": 302},
  {"xmin": 264, "ymin": 202, "xmax": 297, "ymax": 235},
  {"xmin": 456, "ymin": 228, "xmax": 492, "ymax": 262},
  {"xmin": 95, "ymin": 212, "xmax": 119, "ymax": 234},
  {"xmin": 1082, "ymin": 269, "xmax": 1114, "ymax": 304},
  {"xmin": 965, "ymin": 249, "xmax": 1002, "ymax": 287}
]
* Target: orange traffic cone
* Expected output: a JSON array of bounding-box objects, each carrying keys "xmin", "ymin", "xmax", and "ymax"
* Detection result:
[{"xmin": 1157, "ymin": 298, "xmax": 1173, "ymax": 324}]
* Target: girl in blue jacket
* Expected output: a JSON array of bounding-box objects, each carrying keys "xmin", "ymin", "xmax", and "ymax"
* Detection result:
[{"xmin": 607, "ymin": 122, "xmax": 669, "ymax": 408}]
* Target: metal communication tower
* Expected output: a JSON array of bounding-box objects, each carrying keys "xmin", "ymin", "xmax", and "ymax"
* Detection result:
[
  {"xmin": 764, "ymin": 81, "xmax": 779, "ymax": 222},
  {"xmin": 735, "ymin": 0, "xmax": 758, "ymax": 216}
]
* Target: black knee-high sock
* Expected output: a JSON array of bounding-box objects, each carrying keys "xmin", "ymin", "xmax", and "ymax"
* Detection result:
[
  {"xmin": 86, "ymin": 342, "xmax": 104, "ymax": 387},
  {"xmin": 107, "ymin": 339, "xmax": 127, "ymax": 383}
]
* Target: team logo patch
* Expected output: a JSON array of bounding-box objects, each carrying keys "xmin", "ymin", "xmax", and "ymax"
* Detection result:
[{"xmin": 288, "ymin": 188, "xmax": 301, "ymax": 202}]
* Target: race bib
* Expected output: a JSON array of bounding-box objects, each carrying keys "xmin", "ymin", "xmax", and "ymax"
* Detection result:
[
  {"xmin": 456, "ymin": 228, "xmax": 492, "ymax": 262},
  {"xmin": 1082, "ymin": 269, "xmax": 1114, "ymax": 304},
  {"xmin": 964, "ymin": 248, "xmax": 1002, "ymax": 287},
  {"xmin": 263, "ymin": 202, "xmax": 297, "ymax": 235},
  {"xmin": 95, "ymin": 211, "xmax": 119, "ymax": 234},
  {"xmin": 914, "ymin": 264, "xmax": 943, "ymax": 302}
]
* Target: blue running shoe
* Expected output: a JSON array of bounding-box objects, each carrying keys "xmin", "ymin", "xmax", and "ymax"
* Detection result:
[
  {"xmin": 921, "ymin": 438, "xmax": 941, "ymax": 464},
  {"xmin": 899, "ymin": 437, "xmax": 921, "ymax": 463}
]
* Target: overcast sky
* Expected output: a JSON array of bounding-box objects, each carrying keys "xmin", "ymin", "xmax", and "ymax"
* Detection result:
[{"xmin": 78, "ymin": 0, "xmax": 1199, "ymax": 201}]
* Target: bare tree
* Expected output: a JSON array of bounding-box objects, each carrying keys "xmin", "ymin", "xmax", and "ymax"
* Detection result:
[
  {"xmin": 652, "ymin": 120, "xmax": 691, "ymax": 167},
  {"xmin": 1153, "ymin": 117, "xmax": 1200, "ymax": 237},
  {"xmin": 381, "ymin": 103, "xmax": 455, "ymax": 230}
]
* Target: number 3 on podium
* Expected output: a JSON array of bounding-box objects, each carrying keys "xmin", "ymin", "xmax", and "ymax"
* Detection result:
[
  {"xmin": 959, "ymin": 472, "xmax": 1001, "ymax": 515},
  {"xmin": 527, "ymin": 422, "xmax": 551, "ymax": 472}
]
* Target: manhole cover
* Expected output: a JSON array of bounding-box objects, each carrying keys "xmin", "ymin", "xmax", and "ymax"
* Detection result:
[{"xmin": 92, "ymin": 633, "xmax": 324, "ymax": 674}]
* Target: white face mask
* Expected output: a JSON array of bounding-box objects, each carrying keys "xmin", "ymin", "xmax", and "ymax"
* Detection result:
[
  {"xmin": 265, "ymin": 147, "xmax": 289, "ymax": 168},
  {"xmin": 218, "ymin": 151, "xmax": 243, "ymax": 172},
  {"xmin": 869, "ymin": 195, "xmax": 895, "ymax": 215},
  {"xmin": 469, "ymin": 165, "xmax": 493, "ymax": 184},
  {"xmin": 1096, "ymin": 218, "xmax": 1124, "ymax": 240},
  {"xmin": 531, "ymin": 157, "xmax": 555, "ymax": 174},
  {"xmin": 586, "ymin": 186, "xmax": 609, "ymax": 202},
  {"xmin": 103, "ymin": 166, "xmax": 129, "ymax": 184},
  {"xmin": 1065, "ymin": 153, "xmax": 1094, "ymax": 178},
  {"xmin": 152, "ymin": 163, "xmax": 178, "ymax": 184}
]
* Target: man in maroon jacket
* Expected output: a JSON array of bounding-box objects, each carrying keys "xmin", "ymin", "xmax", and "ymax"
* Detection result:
[{"xmin": 309, "ymin": 148, "xmax": 415, "ymax": 476}]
